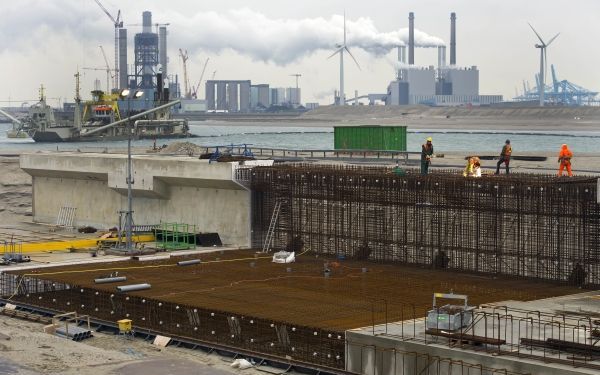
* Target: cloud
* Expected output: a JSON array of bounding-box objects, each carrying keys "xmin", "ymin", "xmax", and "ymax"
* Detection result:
[{"xmin": 164, "ymin": 9, "xmax": 445, "ymax": 64}]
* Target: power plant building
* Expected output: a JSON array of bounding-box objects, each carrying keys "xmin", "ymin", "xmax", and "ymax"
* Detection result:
[
  {"xmin": 250, "ymin": 84, "xmax": 271, "ymax": 109},
  {"xmin": 205, "ymin": 80, "xmax": 251, "ymax": 112},
  {"xmin": 386, "ymin": 12, "xmax": 502, "ymax": 106}
]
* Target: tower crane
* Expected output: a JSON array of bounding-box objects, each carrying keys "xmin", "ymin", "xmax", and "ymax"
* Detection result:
[
  {"xmin": 192, "ymin": 58, "xmax": 210, "ymax": 99},
  {"xmin": 92, "ymin": 0, "xmax": 122, "ymax": 89},
  {"xmin": 99, "ymin": 46, "xmax": 115, "ymax": 93},
  {"xmin": 125, "ymin": 23, "xmax": 170, "ymax": 33},
  {"xmin": 82, "ymin": 66, "xmax": 116, "ymax": 93},
  {"xmin": 179, "ymin": 49, "xmax": 191, "ymax": 99}
]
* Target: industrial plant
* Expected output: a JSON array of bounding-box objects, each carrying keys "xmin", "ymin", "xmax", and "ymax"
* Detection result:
[{"xmin": 384, "ymin": 12, "xmax": 502, "ymax": 107}]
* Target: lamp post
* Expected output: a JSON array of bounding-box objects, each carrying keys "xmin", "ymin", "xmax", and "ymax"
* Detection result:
[{"xmin": 119, "ymin": 89, "xmax": 144, "ymax": 253}]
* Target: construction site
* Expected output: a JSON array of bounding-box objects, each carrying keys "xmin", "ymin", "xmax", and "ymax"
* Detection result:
[{"xmin": 0, "ymin": 148, "xmax": 599, "ymax": 374}]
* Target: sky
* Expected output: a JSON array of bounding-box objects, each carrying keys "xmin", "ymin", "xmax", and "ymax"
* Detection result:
[{"xmin": 0, "ymin": 0, "xmax": 598, "ymax": 106}]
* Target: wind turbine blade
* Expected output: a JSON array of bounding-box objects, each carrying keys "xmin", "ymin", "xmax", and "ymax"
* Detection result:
[
  {"xmin": 345, "ymin": 47, "xmax": 361, "ymax": 70},
  {"xmin": 527, "ymin": 22, "xmax": 545, "ymax": 45},
  {"xmin": 343, "ymin": 10, "xmax": 347, "ymax": 45},
  {"xmin": 546, "ymin": 32, "xmax": 560, "ymax": 47},
  {"xmin": 544, "ymin": 48, "xmax": 548, "ymax": 89},
  {"xmin": 327, "ymin": 48, "xmax": 343, "ymax": 59}
]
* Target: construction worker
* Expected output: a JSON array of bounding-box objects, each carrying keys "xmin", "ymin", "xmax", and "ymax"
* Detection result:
[
  {"xmin": 463, "ymin": 156, "xmax": 482, "ymax": 177},
  {"xmin": 558, "ymin": 144, "xmax": 573, "ymax": 177},
  {"xmin": 495, "ymin": 139, "xmax": 512, "ymax": 174},
  {"xmin": 421, "ymin": 137, "xmax": 434, "ymax": 175}
]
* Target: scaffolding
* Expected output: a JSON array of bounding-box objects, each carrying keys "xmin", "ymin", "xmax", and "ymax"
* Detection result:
[
  {"xmin": 251, "ymin": 164, "xmax": 600, "ymax": 286},
  {"xmin": 155, "ymin": 223, "xmax": 197, "ymax": 251}
]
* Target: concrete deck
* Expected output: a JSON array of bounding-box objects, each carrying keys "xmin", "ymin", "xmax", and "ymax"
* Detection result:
[
  {"xmin": 20, "ymin": 152, "xmax": 250, "ymax": 247},
  {"xmin": 346, "ymin": 292, "xmax": 600, "ymax": 374}
]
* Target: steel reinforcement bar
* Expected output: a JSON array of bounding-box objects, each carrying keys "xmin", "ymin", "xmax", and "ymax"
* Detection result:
[
  {"xmin": 0, "ymin": 273, "xmax": 345, "ymax": 370},
  {"xmin": 250, "ymin": 164, "xmax": 600, "ymax": 286}
]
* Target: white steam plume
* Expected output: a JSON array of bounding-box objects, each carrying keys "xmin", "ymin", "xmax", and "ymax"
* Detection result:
[{"xmin": 171, "ymin": 9, "xmax": 445, "ymax": 65}]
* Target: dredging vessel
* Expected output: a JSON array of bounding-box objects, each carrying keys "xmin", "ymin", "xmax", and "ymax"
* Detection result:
[{"xmin": 24, "ymin": 74, "xmax": 191, "ymax": 142}]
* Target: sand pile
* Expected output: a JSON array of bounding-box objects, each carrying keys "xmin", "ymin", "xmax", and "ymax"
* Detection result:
[{"xmin": 159, "ymin": 142, "xmax": 204, "ymax": 155}]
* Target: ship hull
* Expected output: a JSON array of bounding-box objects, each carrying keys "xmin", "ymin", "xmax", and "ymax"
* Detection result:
[{"xmin": 30, "ymin": 130, "xmax": 195, "ymax": 143}]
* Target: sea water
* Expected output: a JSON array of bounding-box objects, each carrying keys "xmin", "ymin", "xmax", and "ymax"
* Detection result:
[{"xmin": 1, "ymin": 122, "xmax": 599, "ymax": 153}]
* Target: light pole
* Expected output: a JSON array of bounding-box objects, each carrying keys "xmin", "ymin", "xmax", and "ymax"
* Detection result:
[{"xmin": 119, "ymin": 89, "xmax": 144, "ymax": 253}]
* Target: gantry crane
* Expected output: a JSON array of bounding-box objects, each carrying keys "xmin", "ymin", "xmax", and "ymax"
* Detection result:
[
  {"xmin": 92, "ymin": 0, "xmax": 122, "ymax": 89},
  {"xmin": 192, "ymin": 58, "xmax": 210, "ymax": 99},
  {"xmin": 179, "ymin": 49, "xmax": 191, "ymax": 99}
]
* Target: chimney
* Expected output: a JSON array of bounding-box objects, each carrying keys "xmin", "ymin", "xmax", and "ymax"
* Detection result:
[
  {"xmin": 450, "ymin": 12, "xmax": 456, "ymax": 65},
  {"xmin": 397, "ymin": 45, "xmax": 406, "ymax": 79},
  {"xmin": 437, "ymin": 46, "xmax": 446, "ymax": 68},
  {"xmin": 408, "ymin": 12, "xmax": 415, "ymax": 65},
  {"xmin": 142, "ymin": 11, "xmax": 152, "ymax": 34}
]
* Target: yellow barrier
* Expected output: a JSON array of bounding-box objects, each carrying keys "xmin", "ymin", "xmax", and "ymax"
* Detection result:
[{"xmin": 19, "ymin": 234, "xmax": 155, "ymax": 253}]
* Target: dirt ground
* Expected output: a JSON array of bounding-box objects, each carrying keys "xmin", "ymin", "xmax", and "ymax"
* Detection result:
[
  {"xmin": 0, "ymin": 156, "xmax": 31, "ymax": 225},
  {"xmin": 13, "ymin": 250, "xmax": 581, "ymax": 330},
  {"xmin": 0, "ymin": 313, "xmax": 270, "ymax": 375}
]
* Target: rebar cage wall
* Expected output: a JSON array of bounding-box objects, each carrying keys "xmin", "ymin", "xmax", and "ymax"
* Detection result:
[{"xmin": 250, "ymin": 165, "xmax": 600, "ymax": 286}]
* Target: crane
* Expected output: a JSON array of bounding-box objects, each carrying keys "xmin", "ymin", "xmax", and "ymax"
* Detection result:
[
  {"xmin": 92, "ymin": 0, "xmax": 122, "ymax": 89},
  {"xmin": 99, "ymin": 46, "xmax": 115, "ymax": 93},
  {"xmin": 192, "ymin": 58, "xmax": 210, "ymax": 99},
  {"xmin": 179, "ymin": 49, "xmax": 191, "ymax": 99},
  {"xmin": 82, "ymin": 66, "xmax": 116, "ymax": 93},
  {"xmin": 125, "ymin": 23, "xmax": 170, "ymax": 34}
]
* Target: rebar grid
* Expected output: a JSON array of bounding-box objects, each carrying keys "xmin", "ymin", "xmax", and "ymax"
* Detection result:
[
  {"xmin": 251, "ymin": 164, "xmax": 600, "ymax": 286},
  {"xmin": 370, "ymin": 303, "xmax": 600, "ymax": 372},
  {"xmin": 1, "ymin": 273, "xmax": 345, "ymax": 369}
]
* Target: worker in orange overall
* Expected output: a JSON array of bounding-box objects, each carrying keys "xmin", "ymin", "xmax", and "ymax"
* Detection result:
[{"xmin": 558, "ymin": 144, "xmax": 573, "ymax": 177}]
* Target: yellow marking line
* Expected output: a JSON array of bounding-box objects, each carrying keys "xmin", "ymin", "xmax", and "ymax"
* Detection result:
[{"xmin": 18, "ymin": 234, "xmax": 155, "ymax": 253}]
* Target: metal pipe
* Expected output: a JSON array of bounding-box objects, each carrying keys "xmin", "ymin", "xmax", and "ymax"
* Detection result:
[
  {"xmin": 116, "ymin": 283, "xmax": 151, "ymax": 292},
  {"xmin": 81, "ymin": 99, "xmax": 182, "ymax": 137},
  {"xmin": 94, "ymin": 276, "xmax": 127, "ymax": 284},
  {"xmin": 177, "ymin": 259, "xmax": 201, "ymax": 266},
  {"xmin": 0, "ymin": 108, "xmax": 21, "ymax": 124}
]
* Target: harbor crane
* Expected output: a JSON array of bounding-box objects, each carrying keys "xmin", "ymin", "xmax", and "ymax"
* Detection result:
[
  {"xmin": 192, "ymin": 58, "xmax": 210, "ymax": 99},
  {"xmin": 179, "ymin": 49, "xmax": 191, "ymax": 99},
  {"xmin": 92, "ymin": 0, "xmax": 122, "ymax": 89},
  {"xmin": 99, "ymin": 46, "xmax": 115, "ymax": 93}
]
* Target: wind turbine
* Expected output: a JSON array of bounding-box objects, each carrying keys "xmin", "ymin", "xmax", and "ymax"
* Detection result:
[
  {"xmin": 328, "ymin": 12, "xmax": 360, "ymax": 106},
  {"xmin": 528, "ymin": 23, "xmax": 559, "ymax": 107}
]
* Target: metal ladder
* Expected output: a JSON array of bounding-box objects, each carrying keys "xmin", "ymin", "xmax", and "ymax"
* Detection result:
[{"xmin": 262, "ymin": 199, "xmax": 283, "ymax": 253}]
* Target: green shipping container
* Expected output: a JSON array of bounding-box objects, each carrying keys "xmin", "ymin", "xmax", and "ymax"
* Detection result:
[{"xmin": 334, "ymin": 126, "xmax": 407, "ymax": 151}]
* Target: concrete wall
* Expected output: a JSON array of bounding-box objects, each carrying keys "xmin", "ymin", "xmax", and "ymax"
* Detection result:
[
  {"xmin": 21, "ymin": 153, "xmax": 251, "ymax": 247},
  {"xmin": 445, "ymin": 66, "xmax": 479, "ymax": 96},
  {"xmin": 346, "ymin": 331, "xmax": 596, "ymax": 375}
]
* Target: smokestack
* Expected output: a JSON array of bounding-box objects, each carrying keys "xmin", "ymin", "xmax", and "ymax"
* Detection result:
[
  {"xmin": 408, "ymin": 12, "xmax": 415, "ymax": 65},
  {"xmin": 159, "ymin": 26, "xmax": 168, "ymax": 77},
  {"xmin": 450, "ymin": 12, "xmax": 456, "ymax": 65},
  {"xmin": 437, "ymin": 46, "xmax": 446, "ymax": 68},
  {"xmin": 397, "ymin": 45, "xmax": 406, "ymax": 79},
  {"xmin": 142, "ymin": 11, "xmax": 152, "ymax": 33},
  {"xmin": 118, "ymin": 28, "xmax": 128, "ymax": 89}
]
